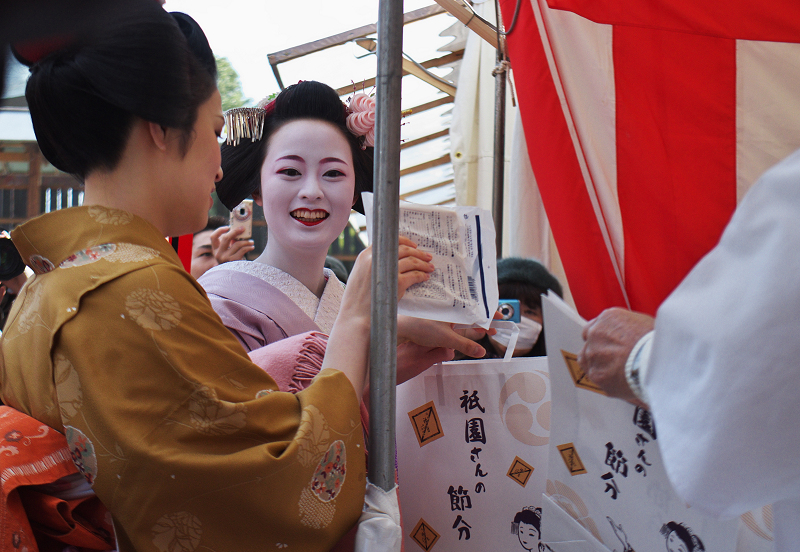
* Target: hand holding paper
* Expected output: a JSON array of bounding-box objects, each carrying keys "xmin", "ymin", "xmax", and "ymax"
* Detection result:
[
  {"xmin": 542, "ymin": 294, "xmax": 745, "ymax": 551},
  {"xmin": 362, "ymin": 192, "xmax": 499, "ymax": 329},
  {"xmin": 578, "ymin": 307, "xmax": 654, "ymax": 407},
  {"xmin": 398, "ymin": 316, "xmax": 487, "ymax": 359},
  {"xmin": 324, "ymin": 238, "xmax": 434, "ymax": 396}
]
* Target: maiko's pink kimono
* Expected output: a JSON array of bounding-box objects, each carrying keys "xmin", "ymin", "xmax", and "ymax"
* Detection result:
[{"xmin": 198, "ymin": 261, "xmax": 345, "ymax": 393}]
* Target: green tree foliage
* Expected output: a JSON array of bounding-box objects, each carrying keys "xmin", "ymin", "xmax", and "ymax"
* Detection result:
[{"xmin": 215, "ymin": 56, "xmax": 250, "ymax": 111}]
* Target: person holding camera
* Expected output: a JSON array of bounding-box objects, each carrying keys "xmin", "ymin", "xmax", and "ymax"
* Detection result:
[
  {"xmin": 457, "ymin": 257, "xmax": 563, "ymax": 360},
  {"xmin": 190, "ymin": 215, "xmax": 254, "ymax": 279}
]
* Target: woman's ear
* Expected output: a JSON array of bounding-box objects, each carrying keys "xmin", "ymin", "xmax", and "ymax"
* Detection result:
[
  {"xmin": 251, "ymin": 189, "xmax": 263, "ymax": 207},
  {"xmin": 147, "ymin": 122, "xmax": 169, "ymax": 152}
]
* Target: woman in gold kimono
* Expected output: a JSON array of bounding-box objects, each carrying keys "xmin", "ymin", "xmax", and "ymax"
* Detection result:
[{"xmin": 0, "ymin": 3, "xmax": 434, "ymax": 551}]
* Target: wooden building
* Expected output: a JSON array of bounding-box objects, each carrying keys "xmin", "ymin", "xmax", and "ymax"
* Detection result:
[{"xmin": 1, "ymin": 60, "xmax": 83, "ymax": 231}]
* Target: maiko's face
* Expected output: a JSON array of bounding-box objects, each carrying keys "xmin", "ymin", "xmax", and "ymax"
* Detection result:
[{"xmin": 257, "ymin": 119, "xmax": 355, "ymax": 255}]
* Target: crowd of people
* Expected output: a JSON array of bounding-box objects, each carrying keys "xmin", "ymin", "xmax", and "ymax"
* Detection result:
[{"xmin": 0, "ymin": 0, "xmax": 797, "ymax": 551}]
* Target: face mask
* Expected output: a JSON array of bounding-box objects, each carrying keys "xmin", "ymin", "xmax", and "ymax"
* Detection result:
[{"xmin": 492, "ymin": 316, "xmax": 543, "ymax": 350}]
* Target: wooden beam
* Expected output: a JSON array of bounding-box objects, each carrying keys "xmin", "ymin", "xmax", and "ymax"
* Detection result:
[
  {"xmin": 401, "ymin": 57, "xmax": 457, "ymax": 96},
  {"xmin": 433, "ymin": 0, "xmax": 498, "ymax": 48},
  {"xmin": 333, "ymin": 51, "xmax": 463, "ymax": 97},
  {"xmin": 0, "ymin": 218, "xmax": 29, "ymax": 225},
  {"xmin": 26, "ymin": 144, "xmax": 41, "ymax": 218},
  {"xmin": 400, "ymin": 154, "xmax": 451, "ymax": 176},
  {"xmin": 40, "ymin": 174, "xmax": 84, "ymax": 190},
  {"xmin": 0, "ymin": 151, "xmax": 28, "ymax": 163},
  {"xmin": 335, "ymin": 78, "xmax": 377, "ymax": 98},
  {"xmin": 355, "ymin": 38, "xmax": 456, "ymax": 96},
  {"xmin": 0, "ymin": 174, "xmax": 27, "ymax": 189},
  {"xmin": 405, "ymin": 96, "xmax": 454, "ymax": 115},
  {"xmin": 400, "ymin": 179, "xmax": 454, "ymax": 200},
  {"xmin": 420, "ymin": 50, "xmax": 464, "ymax": 69},
  {"xmin": 267, "ymin": 4, "xmax": 446, "ymax": 65},
  {"xmin": 401, "ymin": 129, "xmax": 449, "ymax": 150}
]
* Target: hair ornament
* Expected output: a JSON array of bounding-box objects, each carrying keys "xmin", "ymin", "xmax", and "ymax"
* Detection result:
[
  {"xmin": 224, "ymin": 107, "xmax": 266, "ymax": 146},
  {"xmin": 11, "ymin": 35, "xmax": 77, "ymax": 67},
  {"xmin": 256, "ymin": 95, "xmax": 277, "ymax": 115},
  {"xmin": 223, "ymin": 95, "xmax": 279, "ymax": 146},
  {"xmin": 346, "ymin": 93, "xmax": 376, "ymax": 149}
]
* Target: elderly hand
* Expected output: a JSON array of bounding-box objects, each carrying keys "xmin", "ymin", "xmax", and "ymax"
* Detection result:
[
  {"xmin": 210, "ymin": 225, "xmax": 255, "ymax": 264},
  {"xmin": 578, "ymin": 307, "xmax": 654, "ymax": 407}
]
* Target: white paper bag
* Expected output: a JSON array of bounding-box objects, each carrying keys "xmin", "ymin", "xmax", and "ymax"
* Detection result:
[
  {"xmin": 396, "ymin": 358, "xmax": 551, "ymax": 551},
  {"xmin": 541, "ymin": 293, "xmax": 772, "ymax": 551}
]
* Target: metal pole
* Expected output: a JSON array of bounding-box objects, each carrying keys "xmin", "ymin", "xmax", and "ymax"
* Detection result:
[
  {"xmin": 369, "ymin": 0, "xmax": 404, "ymax": 492},
  {"xmin": 492, "ymin": 0, "xmax": 507, "ymax": 258}
]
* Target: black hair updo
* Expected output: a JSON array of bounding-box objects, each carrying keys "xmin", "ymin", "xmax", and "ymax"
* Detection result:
[{"xmin": 23, "ymin": 2, "xmax": 217, "ymax": 180}]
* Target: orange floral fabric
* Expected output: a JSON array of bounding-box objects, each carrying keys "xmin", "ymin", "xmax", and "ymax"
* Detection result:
[{"xmin": 0, "ymin": 406, "xmax": 114, "ymax": 552}]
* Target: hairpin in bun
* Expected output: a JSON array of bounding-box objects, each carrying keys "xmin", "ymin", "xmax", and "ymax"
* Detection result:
[
  {"xmin": 346, "ymin": 93, "xmax": 376, "ymax": 149},
  {"xmin": 11, "ymin": 34, "xmax": 76, "ymax": 66}
]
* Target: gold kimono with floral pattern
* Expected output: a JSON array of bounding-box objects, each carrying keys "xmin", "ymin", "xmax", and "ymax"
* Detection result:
[{"xmin": 0, "ymin": 206, "xmax": 365, "ymax": 552}]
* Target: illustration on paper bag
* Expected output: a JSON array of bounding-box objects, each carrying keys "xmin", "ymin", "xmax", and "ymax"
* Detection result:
[{"xmin": 512, "ymin": 507, "xmax": 552, "ymax": 552}]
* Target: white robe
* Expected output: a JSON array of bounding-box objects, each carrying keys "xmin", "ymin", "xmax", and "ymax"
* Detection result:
[{"xmin": 644, "ymin": 148, "xmax": 800, "ymax": 550}]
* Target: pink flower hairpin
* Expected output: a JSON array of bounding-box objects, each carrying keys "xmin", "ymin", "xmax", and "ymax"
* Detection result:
[{"xmin": 346, "ymin": 93, "xmax": 376, "ymax": 149}]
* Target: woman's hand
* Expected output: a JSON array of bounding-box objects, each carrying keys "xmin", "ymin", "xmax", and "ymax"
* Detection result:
[
  {"xmin": 336, "ymin": 246, "xmax": 373, "ymax": 327},
  {"xmin": 396, "ymin": 342, "xmax": 455, "ymax": 385},
  {"xmin": 322, "ymin": 246, "xmax": 372, "ymax": 397},
  {"xmin": 397, "ymin": 316, "xmax": 486, "ymax": 359},
  {"xmin": 397, "ymin": 236, "xmax": 433, "ymax": 299},
  {"xmin": 323, "ymin": 238, "xmax": 433, "ymax": 398},
  {"xmin": 210, "ymin": 225, "xmax": 254, "ymax": 263}
]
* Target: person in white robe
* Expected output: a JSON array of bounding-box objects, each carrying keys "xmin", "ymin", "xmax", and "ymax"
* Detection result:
[{"xmin": 578, "ymin": 148, "xmax": 800, "ymax": 551}]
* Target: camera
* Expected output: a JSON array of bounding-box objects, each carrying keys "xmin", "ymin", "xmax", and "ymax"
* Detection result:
[
  {"xmin": 498, "ymin": 299, "xmax": 521, "ymax": 323},
  {"xmin": 230, "ymin": 199, "xmax": 253, "ymax": 240}
]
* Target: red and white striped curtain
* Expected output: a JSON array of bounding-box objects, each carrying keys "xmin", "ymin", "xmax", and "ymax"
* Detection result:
[{"xmin": 499, "ymin": 0, "xmax": 800, "ymax": 319}]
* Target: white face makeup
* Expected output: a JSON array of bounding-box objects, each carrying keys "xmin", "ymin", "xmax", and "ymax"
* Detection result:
[{"xmin": 257, "ymin": 119, "xmax": 355, "ymax": 256}]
